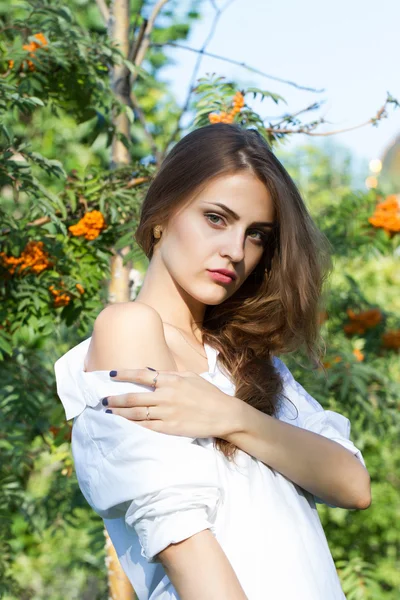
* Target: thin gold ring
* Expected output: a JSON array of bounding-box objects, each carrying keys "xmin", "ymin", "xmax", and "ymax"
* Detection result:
[
  {"xmin": 151, "ymin": 370, "xmax": 159, "ymax": 390},
  {"xmin": 146, "ymin": 370, "xmax": 159, "ymax": 420}
]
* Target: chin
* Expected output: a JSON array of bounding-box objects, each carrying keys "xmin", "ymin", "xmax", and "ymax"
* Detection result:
[
  {"xmin": 189, "ymin": 286, "xmax": 230, "ymax": 306},
  {"xmin": 206, "ymin": 289, "xmax": 233, "ymax": 305}
]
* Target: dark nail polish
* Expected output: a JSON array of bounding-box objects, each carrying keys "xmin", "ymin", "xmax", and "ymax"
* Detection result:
[
  {"xmin": 109, "ymin": 370, "xmax": 117, "ymax": 377},
  {"xmin": 102, "ymin": 397, "xmax": 108, "ymax": 406},
  {"xmin": 146, "ymin": 366, "xmax": 156, "ymax": 371},
  {"xmin": 105, "ymin": 409, "xmax": 113, "ymax": 414}
]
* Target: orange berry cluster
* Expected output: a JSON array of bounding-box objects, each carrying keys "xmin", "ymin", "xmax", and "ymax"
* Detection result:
[
  {"xmin": 68, "ymin": 210, "xmax": 107, "ymax": 240},
  {"xmin": 323, "ymin": 349, "xmax": 364, "ymax": 369},
  {"xmin": 322, "ymin": 356, "xmax": 342, "ymax": 369},
  {"xmin": 49, "ymin": 424, "xmax": 71, "ymax": 442},
  {"xmin": 208, "ymin": 91, "xmax": 245, "ymax": 124},
  {"xmin": 0, "ymin": 241, "xmax": 53, "ymax": 276},
  {"xmin": 368, "ymin": 195, "xmax": 400, "ymax": 235},
  {"xmin": 352, "ymin": 348, "xmax": 365, "ymax": 361},
  {"xmin": 381, "ymin": 330, "xmax": 400, "ymax": 350},
  {"xmin": 48, "ymin": 282, "xmax": 84, "ymax": 307},
  {"xmin": 49, "ymin": 423, "xmax": 72, "ymax": 442},
  {"xmin": 8, "ymin": 32, "xmax": 48, "ymax": 72},
  {"xmin": 49, "ymin": 284, "xmax": 71, "ymax": 308},
  {"xmin": 344, "ymin": 308, "xmax": 382, "ymax": 335}
]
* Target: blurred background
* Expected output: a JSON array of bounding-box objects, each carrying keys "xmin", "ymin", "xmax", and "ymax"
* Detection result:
[
  {"xmin": 167, "ymin": 0, "xmax": 400, "ymax": 188},
  {"xmin": 0, "ymin": 1, "xmax": 399, "ymax": 598}
]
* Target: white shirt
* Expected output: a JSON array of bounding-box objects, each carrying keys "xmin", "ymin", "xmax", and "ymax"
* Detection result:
[{"xmin": 54, "ymin": 337, "xmax": 366, "ymax": 600}]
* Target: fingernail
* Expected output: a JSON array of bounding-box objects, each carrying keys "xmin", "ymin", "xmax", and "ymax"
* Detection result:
[
  {"xmin": 105, "ymin": 409, "xmax": 113, "ymax": 414},
  {"xmin": 109, "ymin": 370, "xmax": 117, "ymax": 377},
  {"xmin": 146, "ymin": 366, "xmax": 156, "ymax": 371},
  {"xmin": 102, "ymin": 397, "xmax": 108, "ymax": 406}
]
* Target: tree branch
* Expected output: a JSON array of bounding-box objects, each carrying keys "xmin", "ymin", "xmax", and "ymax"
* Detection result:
[
  {"xmin": 265, "ymin": 97, "xmax": 394, "ymax": 138},
  {"xmin": 129, "ymin": 90, "xmax": 162, "ymax": 164},
  {"xmin": 123, "ymin": 0, "xmax": 170, "ymax": 163},
  {"xmin": 95, "ymin": 0, "xmax": 110, "ymax": 24},
  {"xmin": 131, "ymin": 0, "xmax": 170, "ymax": 79},
  {"xmin": 272, "ymin": 102, "xmax": 322, "ymax": 128},
  {"xmin": 161, "ymin": 0, "xmax": 236, "ymax": 158},
  {"xmin": 151, "ymin": 41, "xmax": 325, "ymax": 94},
  {"xmin": 0, "ymin": 179, "xmax": 150, "ymax": 235},
  {"xmin": 128, "ymin": 16, "xmax": 147, "ymax": 64}
]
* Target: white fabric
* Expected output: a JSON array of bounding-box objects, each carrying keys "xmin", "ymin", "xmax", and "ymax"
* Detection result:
[{"xmin": 54, "ymin": 337, "xmax": 366, "ymax": 599}]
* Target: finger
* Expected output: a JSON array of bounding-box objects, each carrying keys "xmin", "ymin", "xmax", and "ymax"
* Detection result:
[
  {"xmin": 102, "ymin": 392, "xmax": 155, "ymax": 408},
  {"xmin": 118, "ymin": 391, "xmax": 171, "ymax": 407},
  {"xmin": 104, "ymin": 390, "xmax": 169, "ymax": 408},
  {"xmin": 105, "ymin": 406, "xmax": 163, "ymax": 421},
  {"xmin": 108, "ymin": 368, "xmax": 158, "ymax": 385},
  {"xmin": 136, "ymin": 420, "xmax": 164, "ymax": 432},
  {"xmin": 109, "ymin": 368, "xmax": 181, "ymax": 385}
]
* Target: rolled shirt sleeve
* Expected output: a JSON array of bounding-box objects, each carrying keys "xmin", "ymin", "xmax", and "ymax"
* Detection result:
[
  {"xmin": 95, "ymin": 425, "xmax": 223, "ymax": 562},
  {"xmin": 273, "ymin": 357, "xmax": 366, "ymax": 507},
  {"xmin": 54, "ymin": 342, "xmax": 224, "ymax": 563}
]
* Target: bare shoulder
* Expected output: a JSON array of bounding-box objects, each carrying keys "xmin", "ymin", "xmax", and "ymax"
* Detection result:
[
  {"xmin": 84, "ymin": 301, "xmax": 178, "ymax": 372},
  {"xmin": 94, "ymin": 300, "xmax": 163, "ymax": 329}
]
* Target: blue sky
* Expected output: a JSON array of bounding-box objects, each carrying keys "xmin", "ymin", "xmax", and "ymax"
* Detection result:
[{"xmin": 161, "ymin": 0, "xmax": 399, "ymax": 177}]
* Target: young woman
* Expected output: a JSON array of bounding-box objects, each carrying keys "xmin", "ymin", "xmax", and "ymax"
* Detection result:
[{"xmin": 55, "ymin": 123, "xmax": 371, "ymax": 600}]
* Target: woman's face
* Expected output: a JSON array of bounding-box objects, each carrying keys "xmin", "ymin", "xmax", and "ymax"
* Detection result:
[{"xmin": 157, "ymin": 170, "xmax": 275, "ymax": 305}]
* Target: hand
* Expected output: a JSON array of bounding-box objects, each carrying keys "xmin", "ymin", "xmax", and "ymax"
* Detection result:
[{"xmin": 101, "ymin": 368, "xmax": 241, "ymax": 439}]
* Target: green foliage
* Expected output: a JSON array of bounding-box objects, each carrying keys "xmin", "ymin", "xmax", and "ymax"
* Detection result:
[
  {"xmin": 1, "ymin": 1, "xmax": 125, "ymax": 147},
  {"xmin": 192, "ymin": 73, "xmax": 286, "ymax": 144},
  {"xmin": 6, "ymin": 500, "xmax": 108, "ymax": 599},
  {"xmin": 0, "ymin": 0, "xmax": 198, "ymax": 594},
  {"xmin": 191, "ymin": 73, "xmax": 334, "ymax": 147},
  {"xmin": 0, "ymin": 163, "xmax": 154, "ymax": 359},
  {"xmin": 280, "ymin": 142, "xmax": 400, "ymax": 599}
]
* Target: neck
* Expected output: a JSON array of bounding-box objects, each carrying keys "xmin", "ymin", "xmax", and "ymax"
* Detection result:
[{"xmin": 135, "ymin": 259, "xmax": 206, "ymax": 336}]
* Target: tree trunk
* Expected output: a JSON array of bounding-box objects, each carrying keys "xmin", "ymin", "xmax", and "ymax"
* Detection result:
[
  {"xmin": 105, "ymin": 529, "xmax": 137, "ymax": 599},
  {"xmin": 105, "ymin": 1, "xmax": 135, "ymax": 598}
]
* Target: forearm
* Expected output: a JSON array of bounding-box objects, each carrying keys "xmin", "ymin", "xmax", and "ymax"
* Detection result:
[
  {"xmin": 157, "ymin": 529, "xmax": 248, "ymax": 600},
  {"xmin": 224, "ymin": 399, "xmax": 371, "ymax": 510}
]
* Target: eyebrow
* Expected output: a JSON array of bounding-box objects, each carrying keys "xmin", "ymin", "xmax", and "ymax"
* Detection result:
[{"xmin": 204, "ymin": 202, "xmax": 275, "ymax": 228}]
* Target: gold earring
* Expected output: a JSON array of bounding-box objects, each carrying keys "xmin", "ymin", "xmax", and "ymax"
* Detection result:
[{"xmin": 153, "ymin": 225, "xmax": 162, "ymax": 239}]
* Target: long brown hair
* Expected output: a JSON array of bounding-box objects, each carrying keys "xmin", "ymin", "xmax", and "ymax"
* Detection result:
[{"xmin": 135, "ymin": 123, "xmax": 332, "ymax": 461}]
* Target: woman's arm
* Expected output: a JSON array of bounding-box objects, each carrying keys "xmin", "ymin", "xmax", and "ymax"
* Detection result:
[
  {"xmin": 222, "ymin": 360, "xmax": 371, "ymax": 510},
  {"xmin": 224, "ymin": 406, "xmax": 370, "ymax": 509},
  {"xmin": 88, "ymin": 303, "xmax": 246, "ymax": 597},
  {"xmin": 158, "ymin": 529, "xmax": 248, "ymax": 600}
]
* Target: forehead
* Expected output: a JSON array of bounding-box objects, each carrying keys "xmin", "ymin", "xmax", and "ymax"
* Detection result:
[{"xmin": 182, "ymin": 171, "xmax": 274, "ymax": 219}]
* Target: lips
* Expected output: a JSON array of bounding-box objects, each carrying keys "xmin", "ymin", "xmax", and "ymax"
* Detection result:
[
  {"xmin": 208, "ymin": 269, "xmax": 233, "ymax": 285},
  {"xmin": 208, "ymin": 269, "xmax": 236, "ymax": 281}
]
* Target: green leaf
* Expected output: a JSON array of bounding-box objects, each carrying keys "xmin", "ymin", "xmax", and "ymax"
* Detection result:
[
  {"xmin": 0, "ymin": 334, "xmax": 12, "ymax": 356},
  {"xmin": 114, "ymin": 232, "xmax": 133, "ymax": 251},
  {"xmin": 28, "ymin": 97, "xmax": 45, "ymax": 107},
  {"xmin": 57, "ymin": 6, "xmax": 73, "ymax": 22}
]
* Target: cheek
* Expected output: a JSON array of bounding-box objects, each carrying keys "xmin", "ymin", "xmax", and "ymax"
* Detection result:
[
  {"xmin": 174, "ymin": 215, "xmax": 197, "ymax": 244},
  {"xmin": 165, "ymin": 215, "xmax": 206, "ymax": 267},
  {"xmin": 243, "ymin": 250, "xmax": 265, "ymax": 278},
  {"xmin": 173, "ymin": 213, "xmax": 208, "ymax": 252}
]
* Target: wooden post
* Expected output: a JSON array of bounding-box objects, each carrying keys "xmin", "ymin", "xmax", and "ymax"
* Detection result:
[
  {"xmin": 104, "ymin": 529, "xmax": 137, "ymax": 600},
  {"xmin": 105, "ymin": 1, "xmax": 135, "ymax": 598}
]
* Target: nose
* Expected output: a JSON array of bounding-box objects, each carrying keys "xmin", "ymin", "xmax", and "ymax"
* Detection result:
[{"xmin": 219, "ymin": 229, "xmax": 246, "ymax": 264}]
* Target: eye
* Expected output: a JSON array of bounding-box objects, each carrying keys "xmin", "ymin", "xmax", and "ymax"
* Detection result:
[
  {"xmin": 204, "ymin": 213, "xmax": 269, "ymax": 245},
  {"xmin": 248, "ymin": 230, "xmax": 269, "ymax": 244},
  {"xmin": 205, "ymin": 213, "xmax": 225, "ymax": 226}
]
